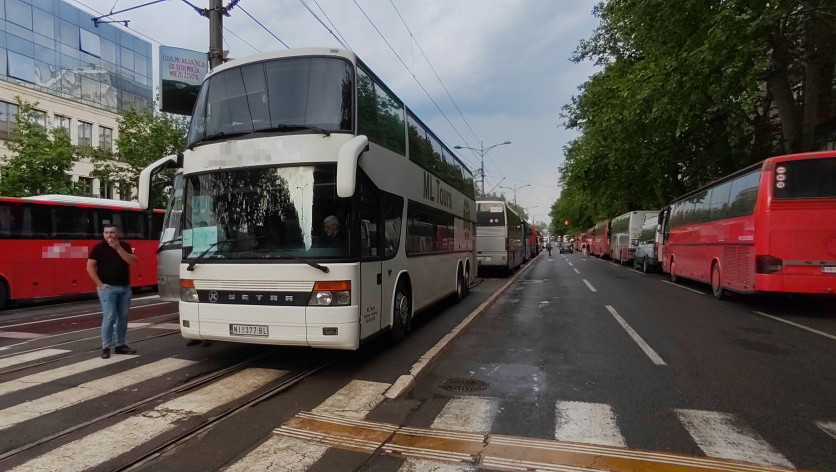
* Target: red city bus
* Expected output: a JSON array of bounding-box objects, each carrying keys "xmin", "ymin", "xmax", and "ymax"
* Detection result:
[
  {"xmin": 588, "ymin": 220, "xmax": 611, "ymax": 258},
  {"xmin": 660, "ymin": 151, "xmax": 836, "ymax": 298},
  {"xmin": 0, "ymin": 195, "xmax": 164, "ymax": 307},
  {"xmin": 574, "ymin": 233, "xmax": 588, "ymax": 253},
  {"xmin": 529, "ymin": 225, "xmax": 540, "ymax": 257}
]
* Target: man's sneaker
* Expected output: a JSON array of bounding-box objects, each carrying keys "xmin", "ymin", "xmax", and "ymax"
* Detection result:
[
  {"xmin": 101, "ymin": 347, "xmax": 111, "ymax": 359},
  {"xmin": 114, "ymin": 344, "xmax": 137, "ymax": 354}
]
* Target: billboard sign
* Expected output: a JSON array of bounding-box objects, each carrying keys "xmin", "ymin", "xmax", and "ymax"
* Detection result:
[{"xmin": 159, "ymin": 46, "xmax": 208, "ymax": 116}]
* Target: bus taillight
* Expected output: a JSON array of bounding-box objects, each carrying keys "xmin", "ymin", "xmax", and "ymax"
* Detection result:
[{"xmin": 755, "ymin": 255, "xmax": 783, "ymax": 274}]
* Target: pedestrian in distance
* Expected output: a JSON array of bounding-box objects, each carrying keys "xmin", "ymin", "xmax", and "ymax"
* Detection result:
[
  {"xmin": 546, "ymin": 241, "xmax": 552, "ymax": 256},
  {"xmin": 86, "ymin": 225, "xmax": 138, "ymax": 359}
]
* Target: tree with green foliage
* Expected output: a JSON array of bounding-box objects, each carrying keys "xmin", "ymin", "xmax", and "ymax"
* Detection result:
[
  {"xmin": 554, "ymin": 0, "xmax": 835, "ymax": 230},
  {"xmin": 0, "ymin": 98, "xmax": 82, "ymax": 197},
  {"xmin": 87, "ymin": 107, "xmax": 188, "ymax": 207}
]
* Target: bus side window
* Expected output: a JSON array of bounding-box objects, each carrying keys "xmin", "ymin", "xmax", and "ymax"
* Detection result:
[
  {"xmin": 383, "ymin": 194, "xmax": 403, "ymax": 258},
  {"xmin": 358, "ymin": 176, "xmax": 380, "ymax": 259}
]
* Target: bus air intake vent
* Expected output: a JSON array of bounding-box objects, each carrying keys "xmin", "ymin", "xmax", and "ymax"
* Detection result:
[{"xmin": 438, "ymin": 378, "xmax": 488, "ymax": 393}]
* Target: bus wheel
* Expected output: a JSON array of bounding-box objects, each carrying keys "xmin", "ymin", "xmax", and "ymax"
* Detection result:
[
  {"xmin": 670, "ymin": 260, "xmax": 678, "ymax": 283},
  {"xmin": 463, "ymin": 267, "xmax": 470, "ymax": 297},
  {"xmin": 455, "ymin": 267, "xmax": 465, "ymax": 303},
  {"xmin": 389, "ymin": 281, "xmax": 411, "ymax": 344},
  {"xmin": 0, "ymin": 280, "xmax": 8, "ymax": 309},
  {"xmin": 711, "ymin": 264, "xmax": 727, "ymax": 300}
]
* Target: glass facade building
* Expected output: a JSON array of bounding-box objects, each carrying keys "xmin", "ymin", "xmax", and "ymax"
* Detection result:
[{"xmin": 0, "ymin": 0, "xmax": 152, "ymax": 113}]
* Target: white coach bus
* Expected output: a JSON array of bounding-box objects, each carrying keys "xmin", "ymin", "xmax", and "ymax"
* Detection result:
[
  {"xmin": 475, "ymin": 199, "xmax": 525, "ymax": 275},
  {"xmin": 609, "ymin": 210, "xmax": 657, "ymax": 264},
  {"xmin": 139, "ymin": 48, "xmax": 476, "ymax": 349}
]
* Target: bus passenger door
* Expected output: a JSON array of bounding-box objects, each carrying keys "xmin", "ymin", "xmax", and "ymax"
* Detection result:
[{"xmin": 358, "ymin": 178, "xmax": 382, "ymax": 340}]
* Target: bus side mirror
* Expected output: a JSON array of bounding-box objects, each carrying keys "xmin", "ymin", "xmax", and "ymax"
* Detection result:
[
  {"xmin": 138, "ymin": 154, "xmax": 179, "ymax": 209},
  {"xmin": 337, "ymin": 136, "xmax": 369, "ymax": 198}
]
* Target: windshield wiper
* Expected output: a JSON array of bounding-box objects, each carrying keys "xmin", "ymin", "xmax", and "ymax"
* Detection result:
[
  {"xmin": 186, "ymin": 239, "xmax": 232, "ymax": 271},
  {"xmin": 270, "ymin": 124, "xmax": 331, "ymax": 137},
  {"xmin": 237, "ymin": 248, "xmax": 329, "ymax": 273},
  {"xmin": 156, "ymin": 235, "xmax": 182, "ymax": 254}
]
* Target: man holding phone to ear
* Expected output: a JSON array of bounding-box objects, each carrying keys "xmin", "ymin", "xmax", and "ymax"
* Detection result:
[{"xmin": 87, "ymin": 225, "xmax": 138, "ymax": 359}]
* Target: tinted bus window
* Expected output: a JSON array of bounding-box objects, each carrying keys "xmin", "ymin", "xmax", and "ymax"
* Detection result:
[
  {"xmin": 728, "ymin": 170, "xmax": 760, "ymax": 218},
  {"xmin": 773, "ymin": 156, "xmax": 836, "ymax": 199},
  {"xmin": 708, "ymin": 180, "xmax": 733, "ymax": 220},
  {"xmin": 53, "ymin": 207, "xmax": 96, "ymax": 239},
  {"xmin": 477, "ymin": 203, "xmax": 506, "ymax": 226}
]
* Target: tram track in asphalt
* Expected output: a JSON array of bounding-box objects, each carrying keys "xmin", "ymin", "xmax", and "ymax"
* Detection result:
[{"xmin": 0, "ymin": 348, "xmax": 343, "ymax": 469}]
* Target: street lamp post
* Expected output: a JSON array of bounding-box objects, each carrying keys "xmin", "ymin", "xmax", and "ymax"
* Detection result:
[
  {"xmin": 454, "ymin": 140, "xmax": 511, "ymax": 196},
  {"xmin": 500, "ymin": 183, "xmax": 531, "ymax": 206}
]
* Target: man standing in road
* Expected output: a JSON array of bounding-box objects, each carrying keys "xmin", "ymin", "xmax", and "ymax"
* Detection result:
[{"xmin": 87, "ymin": 225, "xmax": 138, "ymax": 359}]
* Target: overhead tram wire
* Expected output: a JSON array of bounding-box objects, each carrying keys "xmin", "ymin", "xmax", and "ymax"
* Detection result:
[
  {"xmin": 237, "ymin": 3, "xmax": 290, "ymax": 49},
  {"xmin": 70, "ymin": 0, "xmax": 163, "ymax": 45},
  {"xmin": 311, "ymin": 0, "xmax": 351, "ymax": 49},
  {"xmin": 387, "ymin": 0, "xmax": 480, "ymax": 144},
  {"xmin": 299, "ymin": 0, "xmax": 350, "ymax": 50},
  {"xmin": 224, "ymin": 26, "xmax": 261, "ymax": 54},
  {"xmin": 349, "ymin": 0, "xmax": 479, "ymax": 163}
]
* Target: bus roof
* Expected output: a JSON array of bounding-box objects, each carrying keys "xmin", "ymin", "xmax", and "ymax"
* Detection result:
[{"xmin": 1, "ymin": 194, "xmax": 160, "ymax": 212}]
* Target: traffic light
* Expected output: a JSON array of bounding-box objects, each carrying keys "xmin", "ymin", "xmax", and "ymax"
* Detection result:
[{"xmin": 564, "ymin": 220, "xmax": 569, "ymax": 227}]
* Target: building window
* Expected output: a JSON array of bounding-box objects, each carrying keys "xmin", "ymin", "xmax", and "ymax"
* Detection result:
[
  {"xmin": 0, "ymin": 101, "xmax": 20, "ymax": 139},
  {"xmin": 79, "ymin": 177, "xmax": 94, "ymax": 196},
  {"xmin": 101, "ymin": 183, "xmax": 114, "ymax": 200},
  {"xmin": 119, "ymin": 183, "xmax": 132, "ymax": 201},
  {"xmin": 99, "ymin": 126, "xmax": 113, "ymax": 151},
  {"xmin": 32, "ymin": 110, "xmax": 47, "ymax": 129},
  {"xmin": 54, "ymin": 114, "xmax": 71, "ymax": 135},
  {"xmin": 77, "ymin": 121, "xmax": 93, "ymax": 147}
]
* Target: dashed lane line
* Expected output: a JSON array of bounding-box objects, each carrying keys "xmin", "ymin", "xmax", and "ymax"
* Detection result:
[
  {"xmin": 606, "ymin": 305, "xmax": 667, "ymax": 366},
  {"xmin": 582, "ymin": 279, "xmax": 597, "ymax": 292},
  {"xmin": 573, "ymin": 268, "xmax": 580, "ymax": 275}
]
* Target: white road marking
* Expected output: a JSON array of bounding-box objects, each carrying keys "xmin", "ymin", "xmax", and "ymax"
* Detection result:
[
  {"xmin": 12, "ymin": 368, "xmax": 283, "ymax": 472},
  {"xmin": 817, "ymin": 421, "xmax": 836, "ymax": 440},
  {"xmin": 573, "ymin": 268, "xmax": 580, "ymax": 275},
  {"xmin": 432, "ymin": 397, "xmax": 499, "ymax": 434},
  {"xmin": 0, "ymin": 355, "xmax": 137, "ymax": 397},
  {"xmin": 675, "ymin": 409, "xmax": 793, "ymax": 468},
  {"xmin": 554, "ymin": 401, "xmax": 626, "ymax": 448},
  {"xmin": 753, "ymin": 311, "xmax": 836, "ymax": 342},
  {"xmin": 582, "ymin": 279, "xmax": 597, "ymax": 292},
  {"xmin": 398, "ymin": 459, "xmax": 475, "ymax": 471},
  {"xmin": 0, "ymin": 358, "xmax": 196, "ymax": 430},
  {"xmin": 0, "ymin": 331, "xmax": 45, "ymax": 339},
  {"xmin": 0, "ymin": 302, "xmax": 171, "ymax": 329},
  {"xmin": 662, "ymin": 280, "xmax": 705, "ymax": 295},
  {"xmin": 227, "ymin": 380, "xmax": 389, "ymax": 471},
  {"xmin": 605, "ymin": 306, "xmax": 667, "ymax": 366},
  {"xmin": 538, "ymin": 301, "xmax": 551, "ymax": 309},
  {"xmin": 0, "ymin": 349, "xmax": 70, "ymax": 369},
  {"xmin": 567, "ymin": 262, "xmax": 573, "ymax": 267}
]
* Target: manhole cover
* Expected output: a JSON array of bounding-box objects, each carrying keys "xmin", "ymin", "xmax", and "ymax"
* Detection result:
[{"xmin": 438, "ymin": 378, "xmax": 488, "ymax": 392}]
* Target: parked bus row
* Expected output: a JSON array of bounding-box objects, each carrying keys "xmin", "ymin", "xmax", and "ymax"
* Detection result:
[
  {"xmin": 475, "ymin": 198, "xmax": 541, "ymax": 276},
  {"xmin": 0, "ymin": 195, "xmax": 164, "ymax": 308},
  {"xmin": 576, "ymin": 150, "xmax": 835, "ymax": 298}
]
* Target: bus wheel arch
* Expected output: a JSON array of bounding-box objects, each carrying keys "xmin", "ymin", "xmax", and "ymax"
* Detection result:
[
  {"xmin": 463, "ymin": 261, "xmax": 471, "ymax": 296},
  {"xmin": 389, "ymin": 275, "xmax": 412, "ymax": 344},
  {"xmin": 669, "ymin": 257, "xmax": 678, "ymax": 283},
  {"xmin": 711, "ymin": 260, "xmax": 727, "ymax": 300}
]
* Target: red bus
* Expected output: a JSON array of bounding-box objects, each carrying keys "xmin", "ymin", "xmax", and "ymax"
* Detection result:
[
  {"xmin": 588, "ymin": 220, "xmax": 611, "ymax": 258},
  {"xmin": 0, "ymin": 195, "xmax": 164, "ymax": 308},
  {"xmin": 660, "ymin": 151, "xmax": 835, "ymax": 298},
  {"xmin": 528, "ymin": 225, "xmax": 540, "ymax": 257}
]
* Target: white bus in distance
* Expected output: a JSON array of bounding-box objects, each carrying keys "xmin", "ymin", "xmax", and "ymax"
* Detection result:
[
  {"xmin": 475, "ymin": 199, "xmax": 525, "ymax": 275},
  {"xmin": 139, "ymin": 48, "xmax": 476, "ymax": 350},
  {"xmin": 609, "ymin": 210, "xmax": 657, "ymax": 264}
]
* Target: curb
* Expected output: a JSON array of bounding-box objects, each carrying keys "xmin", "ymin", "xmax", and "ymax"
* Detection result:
[{"xmin": 383, "ymin": 253, "xmax": 541, "ymax": 399}]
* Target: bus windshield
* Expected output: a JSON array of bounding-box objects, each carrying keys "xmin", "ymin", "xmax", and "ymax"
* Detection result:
[
  {"xmin": 187, "ymin": 57, "xmax": 354, "ymax": 147},
  {"xmin": 773, "ymin": 156, "xmax": 836, "ymax": 199},
  {"xmin": 182, "ymin": 164, "xmax": 352, "ymax": 261},
  {"xmin": 477, "ymin": 203, "xmax": 506, "ymax": 226}
]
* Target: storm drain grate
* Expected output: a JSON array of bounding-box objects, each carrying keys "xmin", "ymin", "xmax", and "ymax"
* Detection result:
[{"xmin": 438, "ymin": 378, "xmax": 488, "ymax": 392}]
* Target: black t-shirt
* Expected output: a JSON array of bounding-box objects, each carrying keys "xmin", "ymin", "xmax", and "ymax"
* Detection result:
[{"xmin": 89, "ymin": 240, "xmax": 133, "ymax": 286}]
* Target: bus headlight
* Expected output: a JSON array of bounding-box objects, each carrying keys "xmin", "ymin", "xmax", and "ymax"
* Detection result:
[
  {"xmin": 308, "ymin": 281, "xmax": 351, "ymax": 306},
  {"xmin": 180, "ymin": 279, "xmax": 198, "ymax": 302}
]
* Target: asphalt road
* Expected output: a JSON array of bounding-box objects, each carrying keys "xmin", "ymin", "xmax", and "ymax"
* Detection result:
[{"xmin": 0, "ymin": 254, "xmax": 833, "ymax": 471}]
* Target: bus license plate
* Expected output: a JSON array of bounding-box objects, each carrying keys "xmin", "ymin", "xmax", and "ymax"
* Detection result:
[
  {"xmin": 230, "ymin": 324, "xmax": 268, "ymax": 337},
  {"xmin": 822, "ymin": 266, "xmax": 836, "ymax": 273}
]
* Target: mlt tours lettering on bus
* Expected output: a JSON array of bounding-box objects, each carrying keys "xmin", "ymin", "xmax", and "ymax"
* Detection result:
[{"xmin": 423, "ymin": 171, "xmax": 454, "ymax": 209}]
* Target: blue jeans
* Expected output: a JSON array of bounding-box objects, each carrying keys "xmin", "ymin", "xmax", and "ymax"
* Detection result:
[{"xmin": 98, "ymin": 285, "xmax": 132, "ymax": 348}]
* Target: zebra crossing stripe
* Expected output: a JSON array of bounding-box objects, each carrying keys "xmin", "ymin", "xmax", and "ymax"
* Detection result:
[
  {"xmin": 816, "ymin": 421, "xmax": 836, "ymax": 440},
  {"xmin": 0, "ymin": 349, "xmax": 70, "ymax": 369},
  {"xmin": 675, "ymin": 409, "xmax": 794, "ymax": 469},
  {"xmin": 11, "ymin": 368, "xmax": 284, "ymax": 472},
  {"xmin": 554, "ymin": 401, "xmax": 627, "ymax": 448},
  {"xmin": 431, "ymin": 397, "xmax": 499, "ymax": 433},
  {"xmin": 397, "ymin": 458, "xmax": 475, "ymax": 472},
  {"xmin": 0, "ymin": 355, "xmax": 137, "ymax": 397},
  {"xmin": 226, "ymin": 380, "xmax": 390, "ymax": 471},
  {"xmin": 0, "ymin": 357, "xmax": 196, "ymax": 431}
]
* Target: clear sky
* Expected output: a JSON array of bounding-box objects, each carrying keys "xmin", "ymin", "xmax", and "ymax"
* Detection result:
[{"xmin": 76, "ymin": 0, "xmax": 599, "ymax": 226}]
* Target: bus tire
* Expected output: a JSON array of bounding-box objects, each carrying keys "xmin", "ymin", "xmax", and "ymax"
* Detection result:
[
  {"xmin": 462, "ymin": 266, "xmax": 470, "ymax": 297},
  {"xmin": 389, "ymin": 281, "xmax": 411, "ymax": 344},
  {"xmin": 455, "ymin": 266, "xmax": 465, "ymax": 303},
  {"xmin": 711, "ymin": 264, "xmax": 727, "ymax": 300},
  {"xmin": 669, "ymin": 259, "xmax": 678, "ymax": 283},
  {"xmin": 0, "ymin": 279, "xmax": 8, "ymax": 309}
]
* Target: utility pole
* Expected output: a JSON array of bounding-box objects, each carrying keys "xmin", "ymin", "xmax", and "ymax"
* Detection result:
[
  {"xmin": 208, "ymin": 0, "xmax": 224, "ymax": 69},
  {"xmin": 453, "ymin": 140, "xmax": 512, "ymax": 196}
]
